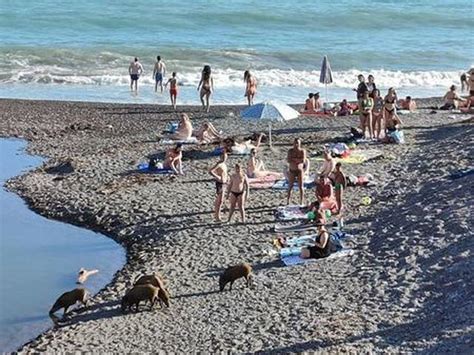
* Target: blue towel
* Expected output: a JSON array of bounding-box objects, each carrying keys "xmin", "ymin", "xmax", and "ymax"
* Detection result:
[
  {"xmin": 449, "ymin": 168, "xmax": 474, "ymax": 180},
  {"xmin": 137, "ymin": 163, "xmax": 173, "ymax": 174}
]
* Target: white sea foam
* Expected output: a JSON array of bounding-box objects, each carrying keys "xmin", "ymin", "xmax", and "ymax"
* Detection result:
[{"xmin": 0, "ymin": 66, "xmax": 463, "ymax": 90}]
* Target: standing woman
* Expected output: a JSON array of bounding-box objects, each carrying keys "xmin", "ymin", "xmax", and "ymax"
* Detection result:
[
  {"xmin": 197, "ymin": 65, "xmax": 214, "ymax": 113},
  {"xmin": 383, "ymin": 87, "xmax": 399, "ymax": 134},
  {"xmin": 360, "ymin": 91, "xmax": 374, "ymax": 139},
  {"xmin": 244, "ymin": 70, "xmax": 257, "ymax": 106},
  {"xmin": 366, "ymin": 74, "xmax": 377, "ymax": 98},
  {"xmin": 226, "ymin": 163, "xmax": 249, "ymax": 223},
  {"xmin": 372, "ymin": 89, "xmax": 384, "ymax": 140}
]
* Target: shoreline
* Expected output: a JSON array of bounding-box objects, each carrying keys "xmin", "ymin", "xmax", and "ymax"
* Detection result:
[{"xmin": 0, "ymin": 98, "xmax": 471, "ymax": 353}]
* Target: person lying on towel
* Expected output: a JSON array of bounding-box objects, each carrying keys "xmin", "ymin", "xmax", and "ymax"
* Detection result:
[
  {"xmin": 246, "ymin": 148, "xmax": 283, "ymax": 179},
  {"xmin": 315, "ymin": 175, "xmax": 338, "ymax": 213},
  {"xmin": 300, "ymin": 225, "xmax": 332, "ymax": 259},
  {"xmin": 194, "ymin": 121, "xmax": 222, "ymax": 144},
  {"xmin": 163, "ymin": 143, "xmax": 183, "ymax": 175}
]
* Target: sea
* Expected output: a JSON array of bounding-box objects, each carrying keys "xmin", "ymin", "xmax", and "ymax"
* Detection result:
[
  {"xmin": 0, "ymin": 139, "xmax": 126, "ymax": 352},
  {"xmin": 0, "ymin": 0, "xmax": 473, "ymax": 105}
]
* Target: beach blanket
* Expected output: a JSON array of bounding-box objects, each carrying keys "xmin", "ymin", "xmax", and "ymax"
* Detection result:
[
  {"xmin": 161, "ymin": 137, "xmax": 199, "ymax": 145},
  {"xmin": 136, "ymin": 163, "xmax": 174, "ymax": 174},
  {"xmin": 278, "ymin": 230, "xmax": 352, "ymax": 249},
  {"xmin": 312, "ymin": 149, "xmax": 383, "ymax": 164},
  {"xmin": 397, "ymin": 110, "xmax": 412, "ymax": 115},
  {"xmin": 272, "ymin": 175, "xmax": 315, "ymax": 190},
  {"xmin": 248, "ymin": 174, "xmax": 282, "ymax": 189},
  {"xmin": 448, "ymin": 168, "xmax": 474, "ymax": 180},
  {"xmin": 347, "ymin": 174, "xmax": 377, "ymax": 187},
  {"xmin": 275, "ymin": 205, "xmax": 308, "ymax": 221},
  {"xmin": 281, "ymin": 248, "xmax": 354, "ymax": 266},
  {"xmin": 274, "ymin": 222, "xmax": 317, "ymax": 233}
]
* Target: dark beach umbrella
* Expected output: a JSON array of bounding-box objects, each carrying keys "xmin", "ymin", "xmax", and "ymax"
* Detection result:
[{"xmin": 319, "ymin": 55, "xmax": 333, "ymax": 102}]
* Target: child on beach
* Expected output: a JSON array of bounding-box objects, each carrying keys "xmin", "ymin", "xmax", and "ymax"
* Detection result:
[
  {"xmin": 209, "ymin": 152, "xmax": 228, "ymax": 222},
  {"xmin": 165, "ymin": 72, "xmax": 178, "ymax": 110},
  {"xmin": 333, "ymin": 162, "xmax": 347, "ymax": 228},
  {"xmin": 226, "ymin": 163, "xmax": 249, "ymax": 223},
  {"xmin": 163, "ymin": 143, "xmax": 183, "ymax": 175}
]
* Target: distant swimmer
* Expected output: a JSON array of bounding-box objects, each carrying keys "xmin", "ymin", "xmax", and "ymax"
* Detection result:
[
  {"xmin": 129, "ymin": 57, "xmax": 144, "ymax": 92},
  {"xmin": 165, "ymin": 72, "xmax": 178, "ymax": 109},
  {"xmin": 244, "ymin": 70, "xmax": 257, "ymax": 106},
  {"xmin": 153, "ymin": 56, "xmax": 166, "ymax": 93},
  {"xmin": 197, "ymin": 65, "xmax": 214, "ymax": 113}
]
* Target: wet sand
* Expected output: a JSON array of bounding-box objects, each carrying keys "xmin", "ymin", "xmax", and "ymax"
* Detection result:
[{"xmin": 0, "ymin": 98, "xmax": 472, "ymax": 353}]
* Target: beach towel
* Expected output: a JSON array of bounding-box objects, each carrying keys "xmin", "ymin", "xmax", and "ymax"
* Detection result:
[
  {"xmin": 162, "ymin": 122, "xmax": 179, "ymax": 134},
  {"xmin": 275, "ymin": 205, "xmax": 308, "ymax": 221},
  {"xmin": 277, "ymin": 230, "xmax": 352, "ymax": 249},
  {"xmin": 312, "ymin": 149, "xmax": 382, "ymax": 164},
  {"xmin": 397, "ymin": 110, "xmax": 412, "ymax": 115},
  {"xmin": 248, "ymin": 174, "xmax": 282, "ymax": 189},
  {"xmin": 274, "ymin": 222, "xmax": 317, "ymax": 233},
  {"xmin": 347, "ymin": 174, "xmax": 376, "ymax": 186},
  {"xmin": 281, "ymin": 248, "xmax": 354, "ymax": 266},
  {"xmin": 136, "ymin": 163, "xmax": 173, "ymax": 174},
  {"xmin": 272, "ymin": 175, "xmax": 315, "ymax": 190},
  {"xmin": 387, "ymin": 130, "xmax": 405, "ymax": 144},
  {"xmin": 161, "ymin": 137, "xmax": 199, "ymax": 145}
]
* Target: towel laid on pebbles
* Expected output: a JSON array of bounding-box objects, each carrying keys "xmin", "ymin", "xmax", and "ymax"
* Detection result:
[
  {"xmin": 281, "ymin": 248, "xmax": 354, "ymax": 266},
  {"xmin": 272, "ymin": 175, "xmax": 315, "ymax": 190},
  {"xmin": 275, "ymin": 205, "xmax": 308, "ymax": 221},
  {"xmin": 136, "ymin": 163, "xmax": 174, "ymax": 174},
  {"xmin": 312, "ymin": 149, "xmax": 383, "ymax": 164},
  {"xmin": 248, "ymin": 174, "xmax": 282, "ymax": 189},
  {"xmin": 161, "ymin": 137, "xmax": 199, "ymax": 145}
]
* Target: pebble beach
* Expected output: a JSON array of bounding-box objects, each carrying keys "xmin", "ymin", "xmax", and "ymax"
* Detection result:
[{"xmin": 0, "ymin": 98, "xmax": 472, "ymax": 353}]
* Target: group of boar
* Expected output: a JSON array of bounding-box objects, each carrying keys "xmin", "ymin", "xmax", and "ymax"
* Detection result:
[{"xmin": 49, "ymin": 263, "xmax": 253, "ymax": 324}]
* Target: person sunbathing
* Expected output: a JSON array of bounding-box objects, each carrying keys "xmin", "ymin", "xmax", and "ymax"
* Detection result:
[
  {"xmin": 315, "ymin": 175, "xmax": 337, "ymax": 212},
  {"xmin": 300, "ymin": 224, "xmax": 333, "ymax": 259},
  {"xmin": 222, "ymin": 132, "xmax": 265, "ymax": 155},
  {"xmin": 399, "ymin": 96, "xmax": 417, "ymax": 111},
  {"xmin": 171, "ymin": 113, "xmax": 193, "ymax": 140},
  {"xmin": 246, "ymin": 148, "xmax": 283, "ymax": 179},
  {"xmin": 226, "ymin": 163, "xmax": 249, "ymax": 223},
  {"xmin": 163, "ymin": 143, "xmax": 183, "ymax": 174},
  {"xmin": 336, "ymin": 99, "xmax": 353, "ymax": 116},
  {"xmin": 441, "ymin": 85, "xmax": 466, "ymax": 110},
  {"xmin": 194, "ymin": 122, "xmax": 222, "ymax": 144},
  {"xmin": 304, "ymin": 93, "xmax": 316, "ymax": 112}
]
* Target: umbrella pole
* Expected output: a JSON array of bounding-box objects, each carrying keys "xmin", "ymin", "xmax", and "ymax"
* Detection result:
[
  {"xmin": 268, "ymin": 122, "xmax": 272, "ymax": 147},
  {"xmin": 325, "ymin": 83, "xmax": 328, "ymax": 104}
]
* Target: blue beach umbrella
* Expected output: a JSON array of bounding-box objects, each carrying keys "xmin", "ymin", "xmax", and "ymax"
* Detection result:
[
  {"xmin": 319, "ymin": 55, "xmax": 333, "ymax": 103},
  {"xmin": 240, "ymin": 101, "xmax": 300, "ymax": 146}
]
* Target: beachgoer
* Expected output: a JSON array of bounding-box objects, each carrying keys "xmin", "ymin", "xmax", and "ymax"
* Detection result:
[
  {"xmin": 244, "ymin": 70, "xmax": 257, "ymax": 106},
  {"xmin": 222, "ymin": 132, "xmax": 265, "ymax": 155},
  {"xmin": 153, "ymin": 56, "xmax": 166, "ymax": 93},
  {"xmin": 163, "ymin": 143, "xmax": 183, "ymax": 175},
  {"xmin": 366, "ymin": 74, "xmax": 377, "ymax": 98},
  {"xmin": 383, "ymin": 87, "xmax": 399, "ymax": 134},
  {"xmin": 304, "ymin": 93, "xmax": 316, "ymax": 112},
  {"xmin": 441, "ymin": 85, "xmax": 465, "ymax": 109},
  {"xmin": 164, "ymin": 72, "xmax": 178, "ymax": 109},
  {"xmin": 372, "ymin": 89, "xmax": 384, "ymax": 139},
  {"xmin": 360, "ymin": 91, "xmax": 374, "ymax": 139},
  {"xmin": 459, "ymin": 91, "xmax": 474, "ymax": 112},
  {"xmin": 354, "ymin": 74, "xmax": 368, "ymax": 103},
  {"xmin": 315, "ymin": 175, "xmax": 337, "ymax": 212},
  {"xmin": 226, "ymin": 163, "xmax": 249, "ymax": 223},
  {"xmin": 194, "ymin": 122, "xmax": 222, "ymax": 144},
  {"xmin": 399, "ymin": 96, "xmax": 417, "ymax": 111},
  {"xmin": 337, "ymin": 99, "xmax": 353, "ymax": 116},
  {"xmin": 469, "ymin": 68, "xmax": 474, "ymax": 95},
  {"xmin": 314, "ymin": 92, "xmax": 322, "ymax": 111},
  {"xmin": 460, "ymin": 73, "xmax": 469, "ymax": 92},
  {"xmin": 385, "ymin": 111, "xmax": 403, "ymax": 135},
  {"xmin": 129, "ymin": 57, "xmax": 144, "ymax": 92},
  {"xmin": 171, "ymin": 113, "xmax": 193, "ymax": 140},
  {"xmin": 333, "ymin": 162, "xmax": 347, "ymax": 215},
  {"xmin": 319, "ymin": 148, "xmax": 335, "ymax": 179},
  {"xmin": 286, "ymin": 138, "xmax": 307, "ymax": 205},
  {"xmin": 304, "ymin": 201, "xmax": 326, "ymax": 226},
  {"xmin": 209, "ymin": 152, "xmax": 228, "ymax": 221},
  {"xmin": 247, "ymin": 148, "xmax": 284, "ymax": 179},
  {"xmin": 300, "ymin": 225, "xmax": 332, "ymax": 259},
  {"xmin": 284, "ymin": 157, "xmax": 310, "ymax": 181},
  {"xmin": 197, "ymin": 65, "xmax": 214, "ymax": 113}
]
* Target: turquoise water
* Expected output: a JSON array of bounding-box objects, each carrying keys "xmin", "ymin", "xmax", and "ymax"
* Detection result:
[
  {"xmin": 0, "ymin": 139, "xmax": 126, "ymax": 352},
  {"xmin": 0, "ymin": 0, "xmax": 473, "ymax": 103}
]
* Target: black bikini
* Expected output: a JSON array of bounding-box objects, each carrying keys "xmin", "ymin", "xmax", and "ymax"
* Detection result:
[{"xmin": 230, "ymin": 190, "xmax": 244, "ymax": 197}]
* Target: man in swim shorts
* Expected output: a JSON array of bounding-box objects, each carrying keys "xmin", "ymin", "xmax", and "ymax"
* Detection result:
[
  {"xmin": 287, "ymin": 138, "xmax": 307, "ymax": 205},
  {"xmin": 209, "ymin": 152, "xmax": 228, "ymax": 222},
  {"xmin": 129, "ymin": 57, "xmax": 144, "ymax": 92},
  {"xmin": 153, "ymin": 56, "xmax": 166, "ymax": 93},
  {"xmin": 333, "ymin": 162, "xmax": 347, "ymax": 215}
]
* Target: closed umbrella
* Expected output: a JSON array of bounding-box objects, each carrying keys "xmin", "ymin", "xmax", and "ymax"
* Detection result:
[
  {"xmin": 240, "ymin": 101, "xmax": 299, "ymax": 147},
  {"xmin": 319, "ymin": 55, "xmax": 333, "ymax": 103}
]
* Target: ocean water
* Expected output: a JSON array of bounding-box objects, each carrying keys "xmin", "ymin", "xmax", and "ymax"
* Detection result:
[
  {"xmin": 0, "ymin": 139, "xmax": 126, "ymax": 352},
  {"xmin": 0, "ymin": 0, "xmax": 473, "ymax": 104}
]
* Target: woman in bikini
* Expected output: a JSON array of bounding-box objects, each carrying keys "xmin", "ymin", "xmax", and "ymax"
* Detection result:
[
  {"xmin": 244, "ymin": 70, "xmax": 257, "ymax": 106},
  {"xmin": 360, "ymin": 90, "xmax": 374, "ymax": 139},
  {"xmin": 247, "ymin": 148, "xmax": 283, "ymax": 179},
  {"xmin": 163, "ymin": 143, "xmax": 183, "ymax": 175},
  {"xmin": 372, "ymin": 89, "xmax": 384, "ymax": 140},
  {"xmin": 197, "ymin": 65, "xmax": 214, "ymax": 113},
  {"xmin": 226, "ymin": 163, "xmax": 249, "ymax": 223},
  {"xmin": 194, "ymin": 122, "xmax": 222, "ymax": 144},
  {"xmin": 300, "ymin": 224, "xmax": 333, "ymax": 259},
  {"xmin": 383, "ymin": 88, "xmax": 399, "ymax": 134}
]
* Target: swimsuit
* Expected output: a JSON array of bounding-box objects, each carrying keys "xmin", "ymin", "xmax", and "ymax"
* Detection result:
[
  {"xmin": 155, "ymin": 72, "xmax": 163, "ymax": 82},
  {"xmin": 308, "ymin": 232, "xmax": 332, "ymax": 259},
  {"xmin": 215, "ymin": 181, "xmax": 225, "ymax": 194},
  {"xmin": 384, "ymin": 97, "xmax": 396, "ymax": 113},
  {"xmin": 361, "ymin": 99, "xmax": 372, "ymax": 115},
  {"xmin": 335, "ymin": 183, "xmax": 343, "ymax": 191},
  {"xmin": 230, "ymin": 190, "xmax": 244, "ymax": 197},
  {"xmin": 170, "ymin": 87, "xmax": 178, "ymax": 96},
  {"xmin": 130, "ymin": 74, "xmax": 139, "ymax": 81}
]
